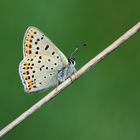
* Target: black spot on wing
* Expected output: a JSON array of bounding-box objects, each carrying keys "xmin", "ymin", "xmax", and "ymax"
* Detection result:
[
  {"xmin": 45, "ymin": 45, "xmax": 49, "ymax": 50},
  {"xmin": 38, "ymin": 60, "xmax": 41, "ymax": 63},
  {"xmin": 52, "ymin": 51, "xmax": 55, "ymax": 55}
]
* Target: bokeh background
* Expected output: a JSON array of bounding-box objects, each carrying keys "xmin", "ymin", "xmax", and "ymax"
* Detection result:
[{"xmin": 0, "ymin": 0, "xmax": 140, "ymax": 140}]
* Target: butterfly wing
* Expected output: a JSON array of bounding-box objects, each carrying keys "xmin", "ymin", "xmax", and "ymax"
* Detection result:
[
  {"xmin": 19, "ymin": 26, "xmax": 69, "ymax": 93},
  {"xmin": 19, "ymin": 54, "xmax": 64, "ymax": 93},
  {"xmin": 23, "ymin": 26, "xmax": 68, "ymax": 66}
]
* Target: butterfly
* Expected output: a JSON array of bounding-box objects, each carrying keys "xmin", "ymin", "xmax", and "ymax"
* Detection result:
[{"xmin": 19, "ymin": 26, "xmax": 76, "ymax": 93}]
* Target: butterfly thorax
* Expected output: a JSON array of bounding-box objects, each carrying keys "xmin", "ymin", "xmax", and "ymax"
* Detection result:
[{"xmin": 58, "ymin": 58, "xmax": 76, "ymax": 83}]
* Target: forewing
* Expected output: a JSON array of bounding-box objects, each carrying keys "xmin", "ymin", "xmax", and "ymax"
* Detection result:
[{"xmin": 23, "ymin": 26, "xmax": 68, "ymax": 66}]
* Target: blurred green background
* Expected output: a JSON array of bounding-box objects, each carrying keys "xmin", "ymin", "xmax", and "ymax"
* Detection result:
[{"xmin": 0, "ymin": 0, "xmax": 140, "ymax": 140}]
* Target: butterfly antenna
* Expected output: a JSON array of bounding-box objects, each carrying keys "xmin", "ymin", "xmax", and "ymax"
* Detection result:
[
  {"xmin": 70, "ymin": 43, "xmax": 87, "ymax": 58},
  {"xmin": 70, "ymin": 48, "xmax": 78, "ymax": 58}
]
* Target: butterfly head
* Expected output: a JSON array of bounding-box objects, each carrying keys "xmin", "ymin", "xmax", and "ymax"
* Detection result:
[
  {"xmin": 68, "ymin": 43, "xmax": 86, "ymax": 67},
  {"xmin": 68, "ymin": 58, "xmax": 76, "ymax": 66}
]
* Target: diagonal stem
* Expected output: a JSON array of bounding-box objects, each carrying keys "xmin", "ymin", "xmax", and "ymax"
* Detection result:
[{"xmin": 0, "ymin": 22, "xmax": 140, "ymax": 138}]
